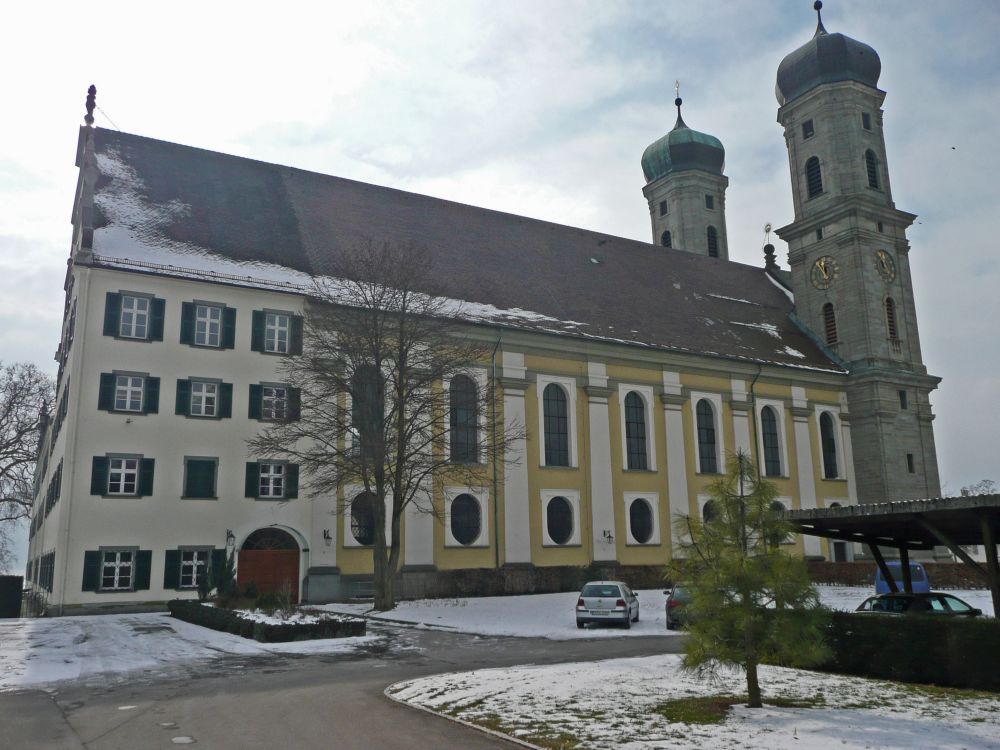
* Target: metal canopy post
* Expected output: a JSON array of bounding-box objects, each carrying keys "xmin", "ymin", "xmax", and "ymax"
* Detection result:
[
  {"xmin": 867, "ymin": 542, "xmax": 898, "ymax": 593},
  {"xmin": 899, "ymin": 546, "xmax": 913, "ymax": 593},
  {"xmin": 981, "ymin": 516, "xmax": 1000, "ymax": 618},
  {"xmin": 914, "ymin": 515, "xmax": 989, "ymax": 580}
]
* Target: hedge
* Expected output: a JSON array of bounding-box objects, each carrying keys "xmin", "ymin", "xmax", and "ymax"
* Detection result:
[{"xmin": 167, "ymin": 600, "xmax": 366, "ymax": 642}]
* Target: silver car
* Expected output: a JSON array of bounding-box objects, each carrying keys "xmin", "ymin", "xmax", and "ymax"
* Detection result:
[{"xmin": 576, "ymin": 581, "xmax": 640, "ymax": 629}]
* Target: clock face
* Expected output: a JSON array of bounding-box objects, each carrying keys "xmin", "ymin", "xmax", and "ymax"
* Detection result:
[
  {"xmin": 810, "ymin": 255, "xmax": 839, "ymax": 289},
  {"xmin": 874, "ymin": 249, "xmax": 896, "ymax": 282}
]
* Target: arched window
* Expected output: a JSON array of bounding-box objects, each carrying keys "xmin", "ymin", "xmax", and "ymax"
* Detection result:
[
  {"xmin": 885, "ymin": 298, "xmax": 898, "ymax": 340},
  {"xmin": 350, "ymin": 492, "xmax": 376, "ymax": 546},
  {"xmin": 822, "ymin": 302, "xmax": 838, "ymax": 345},
  {"xmin": 661, "ymin": 230, "xmax": 672, "ymax": 248},
  {"xmin": 624, "ymin": 392, "xmax": 648, "ymax": 470},
  {"xmin": 707, "ymin": 226, "xmax": 719, "ymax": 258},
  {"xmin": 629, "ymin": 498, "xmax": 654, "ymax": 544},
  {"xmin": 806, "ymin": 156, "xmax": 823, "ymax": 198},
  {"xmin": 352, "ymin": 365, "xmax": 382, "ymax": 459},
  {"xmin": 702, "ymin": 499, "xmax": 718, "ymax": 523},
  {"xmin": 760, "ymin": 406, "xmax": 782, "ymax": 477},
  {"xmin": 543, "ymin": 384, "xmax": 569, "ymax": 466},
  {"xmin": 819, "ymin": 412, "xmax": 839, "ymax": 479},
  {"xmin": 546, "ymin": 496, "xmax": 573, "ymax": 545},
  {"xmin": 767, "ymin": 500, "xmax": 790, "ymax": 546},
  {"xmin": 696, "ymin": 399, "xmax": 718, "ymax": 473},
  {"xmin": 449, "ymin": 375, "xmax": 478, "ymax": 463},
  {"xmin": 450, "ymin": 493, "xmax": 481, "ymax": 546},
  {"xmin": 865, "ymin": 150, "xmax": 880, "ymax": 189}
]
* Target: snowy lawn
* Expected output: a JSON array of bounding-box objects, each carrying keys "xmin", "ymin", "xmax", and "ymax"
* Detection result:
[
  {"xmin": 0, "ymin": 612, "xmax": 377, "ymax": 692},
  {"xmin": 388, "ymin": 653, "xmax": 1000, "ymax": 749}
]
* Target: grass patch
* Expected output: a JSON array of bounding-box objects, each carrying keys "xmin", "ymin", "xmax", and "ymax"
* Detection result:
[
  {"xmin": 895, "ymin": 683, "xmax": 1000, "ymax": 701},
  {"xmin": 655, "ymin": 695, "xmax": 743, "ymax": 724}
]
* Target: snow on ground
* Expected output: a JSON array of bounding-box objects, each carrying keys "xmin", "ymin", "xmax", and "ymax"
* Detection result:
[
  {"xmin": 0, "ymin": 612, "xmax": 376, "ymax": 692},
  {"xmin": 389, "ymin": 653, "xmax": 1000, "ymax": 749}
]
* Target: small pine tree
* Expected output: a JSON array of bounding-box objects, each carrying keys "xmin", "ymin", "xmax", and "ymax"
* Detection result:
[
  {"xmin": 213, "ymin": 550, "xmax": 238, "ymax": 606},
  {"xmin": 668, "ymin": 451, "xmax": 829, "ymax": 708}
]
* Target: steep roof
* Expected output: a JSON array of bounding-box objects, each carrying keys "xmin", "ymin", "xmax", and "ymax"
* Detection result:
[{"xmin": 83, "ymin": 128, "xmax": 843, "ymax": 374}]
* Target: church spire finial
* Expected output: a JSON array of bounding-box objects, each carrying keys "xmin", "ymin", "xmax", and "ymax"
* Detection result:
[
  {"xmin": 84, "ymin": 85, "xmax": 97, "ymax": 127},
  {"xmin": 813, "ymin": 1, "xmax": 827, "ymax": 37},
  {"xmin": 673, "ymin": 80, "xmax": 687, "ymax": 130}
]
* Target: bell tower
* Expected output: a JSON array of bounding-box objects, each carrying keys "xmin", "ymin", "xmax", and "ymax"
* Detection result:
[{"xmin": 774, "ymin": 2, "xmax": 941, "ymax": 504}]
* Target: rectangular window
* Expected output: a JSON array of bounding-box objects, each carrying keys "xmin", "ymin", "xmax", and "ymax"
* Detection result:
[
  {"xmin": 802, "ymin": 119, "xmax": 814, "ymax": 139},
  {"xmin": 898, "ymin": 390, "xmax": 908, "ymax": 410},
  {"xmin": 815, "ymin": 228, "xmax": 824, "ymax": 241},
  {"xmin": 862, "ymin": 112, "xmax": 872, "ymax": 130},
  {"xmin": 906, "ymin": 453, "xmax": 915, "ymax": 473},
  {"xmin": 259, "ymin": 463, "xmax": 285, "ymax": 498},
  {"xmin": 100, "ymin": 549, "xmax": 134, "ymax": 591},
  {"xmin": 194, "ymin": 304, "xmax": 222, "ymax": 347},
  {"xmin": 179, "ymin": 549, "xmax": 211, "ymax": 588},
  {"xmin": 184, "ymin": 458, "xmax": 218, "ymax": 498},
  {"xmin": 108, "ymin": 457, "xmax": 139, "ymax": 495},
  {"xmin": 190, "ymin": 381, "xmax": 218, "ymax": 417},
  {"xmin": 265, "ymin": 313, "xmax": 290, "ymax": 353},
  {"xmin": 114, "ymin": 375, "xmax": 144, "ymax": 412},
  {"xmin": 658, "ymin": 200, "xmax": 667, "ymax": 216},
  {"xmin": 704, "ymin": 194, "xmax": 714, "ymax": 210},
  {"xmin": 262, "ymin": 386, "xmax": 288, "ymax": 420},
  {"xmin": 877, "ymin": 221, "xmax": 884, "ymax": 233},
  {"xmin": 119, "ymin": 295, "xmax": 150, "ymax": 339}
]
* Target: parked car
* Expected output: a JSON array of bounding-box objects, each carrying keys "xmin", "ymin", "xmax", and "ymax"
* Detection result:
[
  {"xmin": 855, "ymin": 592, "xmax": 983, "ymax": 617},
  {"xmin": 665, "ymin": 585, "xmax": 693, "ymax": 630},
  {"xmin": 874, "ymin": 561, "xmax": 930, "ymax": 594},
  {"xmin": 576, "ymin": 581, "xmax": 639, "ymax": 629}
]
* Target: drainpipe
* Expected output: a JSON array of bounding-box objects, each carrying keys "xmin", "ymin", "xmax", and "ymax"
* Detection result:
[{"xmin": 490, "ymin": 335, "xmax": 502, "ymax": 571}]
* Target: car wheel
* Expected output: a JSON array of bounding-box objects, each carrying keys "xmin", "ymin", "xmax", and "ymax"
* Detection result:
[
  {"xmin": 576, "ymin": 620, "xmax": 584, "ymax": 629},
  {"xmin": 633, "ymin": 607, "xmax": 639, "ymax": 623},
  {"xmin": 623, "ymin": 614, "xmax": 631, "ymax": 630}
]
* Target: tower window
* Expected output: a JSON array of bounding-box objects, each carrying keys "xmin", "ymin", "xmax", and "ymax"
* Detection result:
[
  {"xmin": 659, "ymin": 200, "xmax": 668, "ymax": 216},
  {"xmin": 822, "ymin": 303, "xmax": 837, "ymax": 345},
  {"xmin": 707, "ymin": 226, "xmax": 719, "ymax": 258},
  {"xmin": 906, "ymin": 453, "xmax": 915, "ymax": 474},
  {"xmin": 802, "ymin": 119, "xmax": 815, "ymax": 139},
  {"xmin": 862, "ymin": 112, "xmax": 872, "ymax": 131},
  {"xmin": 865, "ymin": 150, "xmax": 880, "ymax": 189},
  {"xmin": 815, "ymin": 228, "xmax": 824, "ymax": 241},
  {"xmin": 898, "ymin": 390, "xmax": 908, "ymax": 410},
  {"xmin": 704, "ymin": 194, "xmax": 714, "ymax": 210},
  {"xmin": 806, "ymin": 157, "xmax": 823, "ymax": 198},
  {"xmin": 660, "ymin": 230, "xmax": 672, "ymax": 248},
  {"xmin": 877, "ymin": 221, "xmax": 884, "ymax": 233},
  {"xmin": 885, "ymin": 298, "xmax": 898, "ymax": 340}
]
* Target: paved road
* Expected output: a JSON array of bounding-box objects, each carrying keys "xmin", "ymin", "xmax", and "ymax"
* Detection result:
[{"xmin": 2, "ymin": 623, "xmax": 684, "ymax": 749}]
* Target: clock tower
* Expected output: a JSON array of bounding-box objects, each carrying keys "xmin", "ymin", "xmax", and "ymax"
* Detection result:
[{"xmin": 774, "ymin": 2, "xmax": 941, "ymax": 504}]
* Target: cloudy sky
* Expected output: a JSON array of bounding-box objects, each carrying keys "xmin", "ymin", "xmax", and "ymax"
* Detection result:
[{"xmin": 1, "ymin": 1, "xmax": 997, "ymax": 564}]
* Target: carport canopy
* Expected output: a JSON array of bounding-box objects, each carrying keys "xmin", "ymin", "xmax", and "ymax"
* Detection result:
[{"xmin": 785, "ymin": 494, "xmax": 1000, "ymax": 616}]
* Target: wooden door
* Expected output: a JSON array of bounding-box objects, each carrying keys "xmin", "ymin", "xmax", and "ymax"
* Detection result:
[{"xmin": 237, "ymin": 550, "xmax": 300, "ymax": 603}]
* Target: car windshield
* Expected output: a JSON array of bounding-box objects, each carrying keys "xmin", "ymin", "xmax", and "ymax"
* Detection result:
[
  {"xmin": 581, "ymin": 584, "xmax": 621, "ymax": 598},
  {"xmin": 671, "ymin": 586, "xmax": 693, "ymax": 603}
]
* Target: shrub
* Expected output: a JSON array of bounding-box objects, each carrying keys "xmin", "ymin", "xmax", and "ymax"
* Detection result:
[{"xmin": 167, "ymin": 599, "xmax": 365, "ymax": 642}]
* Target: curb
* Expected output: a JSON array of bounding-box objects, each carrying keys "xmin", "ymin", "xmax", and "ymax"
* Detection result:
[
  {"xmin": 321, "ymin": 609, "xmax": 459, "ymax": 630},
  {"xmin": 384, "ymin": 682, "xmax": 544, "ymax": 749}
]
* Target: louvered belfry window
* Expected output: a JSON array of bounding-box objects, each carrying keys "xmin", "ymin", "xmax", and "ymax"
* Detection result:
[
  {"xmin": 806, "ymin": 157, "xmax": 823, "ymax": 198},
  {"xmin": 661, "ymin": 230, "xmax": 672, "ymax": 248},
  {"xmin": 707, "ymin": 226, "xmax": 719, "ymax": 258},
  {"xmin": 865, "ymin": 150, "xmax": 879, "ymax": 189},
  {"xmin": 885, "ymin": 298, "xmax": 899, "ymax": 340},
  {"xmin": 822, "ymin": 302, "xmax": 838, "ymax": 344}
]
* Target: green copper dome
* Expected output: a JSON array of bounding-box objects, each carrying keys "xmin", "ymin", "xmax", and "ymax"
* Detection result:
[{"xmin": 641, "ymin": 101, "xmax": 725, "ymax": 184}]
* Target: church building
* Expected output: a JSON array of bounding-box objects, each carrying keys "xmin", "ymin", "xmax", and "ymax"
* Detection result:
[{"xmin": 25, "ymin": 3, "xmax": 939, "ymax": 613}]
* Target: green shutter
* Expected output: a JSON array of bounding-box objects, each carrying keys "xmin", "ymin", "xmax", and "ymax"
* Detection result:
[
  {"xmin": 185, "ymin": 459, "xmax": 216, "ymax": 498},
  {"xmin": 144, "ymin": 377, "xmax": 160, "ymax": 414},
  {"xmin": 248, "ymin": 384, "xmax": 263, "ymax": 419},
  {"xmin": 134, "ymin": 550, "xmax": 152, "ymax": 590},
  {"xmin": 179, "ymin": 302, "xmax": 195, "ymax": 345},
  {"xmin": 245, "ymin": 462, "xmax": 259, "ymax": 498},
  {"xmin": 138, "ymin": 458, "xmax": 155, "ymax": 497},
  {"xmin": 82, "ymin": 551, "xmax": 101, "ymax": 591},
  {"xmin": 98, "ymin": 373, "xmax": 115, "ymax": 411},
  {"xmin": 103, "ymin": 293, "xmax": 122, "ymax": 337},
  {"xmin": 251, "ymin": 311, "xmax": 265, "ymax": 352},
  {"xmin": 218, "ymin": 383, "xmax": 233, "ymax": 419},
  {"xmin": 210, "ymin": 549, "xmax": 227, "ymax": 589},
  {"xmin": 222, "ymin": 307, "xmax": 237, "ymax": 349},
  {"xmin": 290, "ymin": 315, "xmax": 304, "ymax": 355},
  {"xmin": 90, "ymin": 457, "xmax": 109, "ymax": 495},
  {"xmin": 175, "ymin": 379, "xmax": 191, "ymax": 416},
  {"xmin": 288, "ymin": 388, "xmax": 301, "ymax": 421},
  {"xmin": 285, "ymin": 464, "xmax": 299, "ymax": 499},
  {"xmin": 149, "ymin": 298, "xmax": 166, "ymax": 341},
  {"xmin": 163, "ymin": 550, "xmax": 181, "ymax": 589}
]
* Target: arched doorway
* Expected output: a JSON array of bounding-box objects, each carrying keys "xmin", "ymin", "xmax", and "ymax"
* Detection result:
[{"xmin": 237, "ymin": 528, "xmax": 301, "ymax": 603}]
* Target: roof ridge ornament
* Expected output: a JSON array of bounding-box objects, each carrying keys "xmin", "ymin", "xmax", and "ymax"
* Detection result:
[
  {"xmin": 813, "ymin": 0, "xmax": 828, "ymax": 37},
  {"xmin": 84, "ymin": 85, "xmax": 97, "ymax": 127},
  {"xmin": 672, "ymin": 80, "xmax": 687, "ymax": 130}
]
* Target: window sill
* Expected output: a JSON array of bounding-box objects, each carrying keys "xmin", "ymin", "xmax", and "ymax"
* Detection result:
[
  {"xmin": 542, "ymin": 542, "xmax": 582, "ymax": 548},
  {"xmin": 182, "ymin": 496, "xmax": 218, "ymax": 500},
  {"xmin": 107, "ymin": 409, "xmax": 147, "ymax": 416},
  {"xmin": 820, "ymin": 477, "xmax": 848, "ymax": 483},
  {"xmin": 96, "ymin": 588, "xmax": 138, "ymax": 594},
  {"xmin": 623, "ymin": 468, "xmax": 656, "ymax": 473},
  {"xmin": 254, "ymin": 496, "xmax": 290, "ymax": 501},
  {"xmin": 448, "ymin": 460, "xmax": 486, "ymax": 467},
  {"xmin": 444, "ymin": 542, "xmax": 490, "ymax": 549},
  {"xmin": 101, "ymin": 494, "xmax": 142, "ymax": 499},
  {"xmin": 625, "ymin": 541, "xmax": 662, "ymax": 547},
  {"xmin": 539, "ymin": 464, "xmax": 578, "ymax": 471}
]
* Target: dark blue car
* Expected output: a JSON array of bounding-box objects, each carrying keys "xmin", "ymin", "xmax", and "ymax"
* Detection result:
[{"xmin": 874, "ymin": 561, "xmax": 930, "ymax": 594}]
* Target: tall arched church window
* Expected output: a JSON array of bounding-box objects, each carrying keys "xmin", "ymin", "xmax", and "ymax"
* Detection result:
[
  {"xmin": 819, "ymin": 412, "xmax": 839, "ymax": 479},
  {"xmin": 865, "ymin": 150, "xmax": 880, "ymax": 189},
  {"xmin": 449, "ymin": 375, "xmax": 478, "ymax": 463},
  {"xmin": 806, "ymin": 156, "xmax": 823, "ymax": 198},
  {"xmin": 661, "ymin": 230, "xmax": 672, "ymax": 248},
  {"xmin": 543, "ymin": 383, "xmax": 569, "ymax": 467},
  {"xmin": 885, "ymin": 298, "xmax": 899, "ymax": 340},
  {"xmin": 352, "ymin": 364, "xmax": 382, "ymax": 459},
  {"xmin": 696, "ymin": 399, "xmax": 718, "ymax": 474},
  {"xmin": 624, "ymin": 392, "xmax": 648, "ymax": 470},
  {"xmin": 822, "ymin": 302, "xmax": 838, "ymax": 345},
  {"xmin": 707, "ymin": 226, "xmax": 719, "ymax": 258},
  {"xmin": 760, "ymin": 406, "xmax": 782, "ymax": 477}
]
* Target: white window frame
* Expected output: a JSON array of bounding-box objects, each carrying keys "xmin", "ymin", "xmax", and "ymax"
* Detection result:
[
  {"xmin": 343, "ymin": 485, "xmax": 393, "ymax": 548},
  {"xmin": 114, "ymin": 374, "xmax": 144, "ymax": 412},
  {"xmin": 540, "ymin": 489, "xmax": 581, "ymax": 547},
  {"xmin": 690, "ymin": 391, "xmax": 724, "ymax": 475},
  {"xmin": 179, "ymin": 548, "xmax": 211, "ymax": 589},
  {"xmin": 190, "ymin": 380, "xmax": 218, "ymax": 417},
  {"xmin": 815, "ymin": 407, "xmax": 845, "ymax": 480},
  {"xmin": 258, "ymin": 462, "xmax": 285, "ymax": 499},
  {"xmin": 623, "ymin": 492, "xmax": 661, "ymax": 546},
  {"xmin": 119, "ymin": 295, "xmax": 150, "ymax": 339},
  {"xmin": 262, "ymin": 385, "xmax": 288, "ymax": 421},
  {"xmin": 265, "ymin": 312, "xmax": 290, "ymax": 354},
  {"xmin": 194, "ymin": 304, "xmax": 223, "ymax": 347},
  {"xmin": 697, "ymin": 493, "xmax": 716, "ymax": 523},
  {"xmin": 444, "ymin": 486, "xmax": 489, "ymax": 547},
  {"xmin": 107, "ymin": 456, "xmax": 139, "ymax": 496},
  {"xmin": 443, "ymin": 369, "xmax": 487, "ymax": 464},
  {"xmin": 99, "ymin": 548, "xmax": 136, "ymax": 591},
  {"xmin": 755, "ymin": 399, "xmax": 789, "ymax": 478},
  {"xmin": 618, "ymin": 384, "xmax": 657, "ymax": 471},
  {"xmin": 536, "ymin": 375, "xmax": 578, "ymax": 468}
]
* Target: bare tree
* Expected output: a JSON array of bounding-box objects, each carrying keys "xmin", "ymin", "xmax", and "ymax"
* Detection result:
[
  {"xmin": 0, "ymin": 362, "xmax": 55, "ymax": 568},
  {"xmin": 248, "ymin": 240, "xmax": 522, "ymax": 610}
]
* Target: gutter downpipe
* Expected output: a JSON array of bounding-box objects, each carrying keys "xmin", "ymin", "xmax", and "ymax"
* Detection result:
[{"xmin": 490, "ymin": 334, "xmax": 502, "ymax": 571}]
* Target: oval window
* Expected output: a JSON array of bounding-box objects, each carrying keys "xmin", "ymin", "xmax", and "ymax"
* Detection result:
[
  {"xmin": 546, "ymin": 496, "xmax": 573, "ymax": 545},
  {"xmin": 629, "ymin": 498, "xmax": 653, "ymax": 544},
  {"xmin": 450, "ymin": 493, "xmax": 481, "ymax": 546}
]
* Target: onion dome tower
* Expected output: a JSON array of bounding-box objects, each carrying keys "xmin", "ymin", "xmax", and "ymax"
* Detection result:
[{"xmin": 641, "ymin": 91, "xmax": 729, "ymax": 260}]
